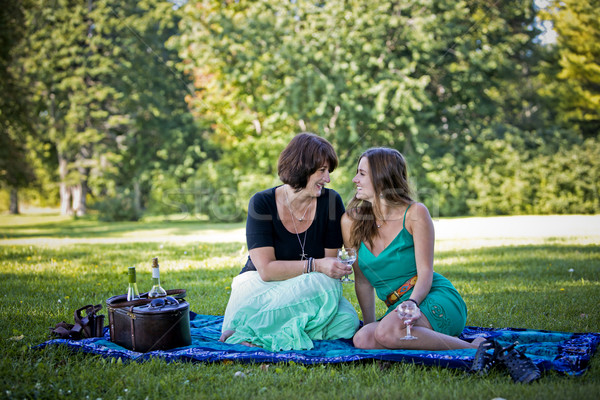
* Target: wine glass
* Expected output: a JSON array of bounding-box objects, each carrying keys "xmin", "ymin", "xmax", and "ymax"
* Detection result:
[
  {"xmin": 397, "ymin": 301, "xmax": 419, "ymax": 340},
  {"xmin": 337, "ymin": 248, "xmax": 356, "ymax": 283}
]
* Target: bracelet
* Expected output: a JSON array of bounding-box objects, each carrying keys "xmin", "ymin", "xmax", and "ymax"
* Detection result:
[
  {"xmin": 303, "ymin": 259, "xmax": 308, "ymax": 274},
  {"xmin": 406, "ymin": 298, "xmax": 419, "ymax": 307},
  {"xmin": 308, "ymin": 257, "xmax": 314, "ymax": 273}
]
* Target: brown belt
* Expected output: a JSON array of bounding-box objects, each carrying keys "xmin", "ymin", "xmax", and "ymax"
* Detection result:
[{"xmin": 385, "ymin": 275, "xmax": 418, "ymax": 307}]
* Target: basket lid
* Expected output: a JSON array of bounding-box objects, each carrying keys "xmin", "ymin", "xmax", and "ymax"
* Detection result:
[
  {"xmin": 131, "ymin": 297, "xmax": 189, "ymax": 315},
  {"xmin": 106, "ymin": 289, "xmax": 187, "ymax": 309}
]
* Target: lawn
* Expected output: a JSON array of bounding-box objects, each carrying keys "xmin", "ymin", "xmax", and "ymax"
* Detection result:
[{"xmin": 1, "ymin": 212, "xmax": 599, "ymax": 399}]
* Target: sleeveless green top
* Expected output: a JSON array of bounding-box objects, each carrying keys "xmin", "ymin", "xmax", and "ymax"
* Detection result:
[{"xmin": 358, "ymin": 204, "xmax": 467, "ymax": 336}]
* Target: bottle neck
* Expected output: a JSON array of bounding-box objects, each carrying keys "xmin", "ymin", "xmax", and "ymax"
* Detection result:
[
  {"xmin": 152, "ymin": 267, "xmax": 161, "ymax": 286},
  {"xmin": 127, "ymin": 268, "xmax": 140, "ymax": 301}
]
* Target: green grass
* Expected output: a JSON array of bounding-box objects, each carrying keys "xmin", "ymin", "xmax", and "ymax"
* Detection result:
[{"xmin": 0, "ymin": 213, "xmax": 599, "ymax": 399}]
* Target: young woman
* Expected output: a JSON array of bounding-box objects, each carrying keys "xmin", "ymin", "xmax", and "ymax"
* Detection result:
[{"xmin": 341, "ymin": 147, "xmax": 483, "ymax": 351}]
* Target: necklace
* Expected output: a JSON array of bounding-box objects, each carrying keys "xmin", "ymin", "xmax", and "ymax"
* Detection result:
[
  {"xmin": 284, "ymin": 187, "xmax": 309, "ymax": 259},
  {"xmin": 284, "ymin": 187, "xmax": 312, "ymax": 221},
  {"xmin": 377, "ymin": 205, "xmax": 407, "ymax": 228},
  {"xmin": 376, "ymin": 212, "xmax": 392, "ymax": 228}
]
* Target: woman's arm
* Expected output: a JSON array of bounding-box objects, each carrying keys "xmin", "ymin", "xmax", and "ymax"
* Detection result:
[
  {"xmin": 251, "ymin": 247, "xmax": 351, "ymax": 282},
  {"xmin": 354, "ymin": 263, "xmax": 376, "ymax": 324},
  {"xmin": 341, "ymin": 213, "xmax": 376, "ymax": 324},
  {"xmin": 250, "ymin": 247, "xmax": 309, "ymax": 281},
  {"xmin": 405, "ymin": 203, "xmax": 435, "ymax": 306}
]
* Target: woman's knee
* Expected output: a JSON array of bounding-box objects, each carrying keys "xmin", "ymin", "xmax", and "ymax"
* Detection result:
[
  {"xmin": 352, "ymin": 329, "xmax": 369, "ymax": 348},
  {"xmin": 352, "ymin": 324, "xmax": 377, "ymax": 349},
  {"xmin": 373, "ymin": 323, "xmax": 402, "ymax": 348},
  {"xmin": 352, "ymin": 328, "xmax": 373, "ymax": 349}
]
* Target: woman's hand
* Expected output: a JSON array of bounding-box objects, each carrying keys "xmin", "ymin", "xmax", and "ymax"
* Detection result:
[
  {"xmin": 315, "ymin": 257, "xmax": 352, "ymax": 279},
  {"xmin": 396, "ymin": 300, "xmax": 422, "ymax": 326}
]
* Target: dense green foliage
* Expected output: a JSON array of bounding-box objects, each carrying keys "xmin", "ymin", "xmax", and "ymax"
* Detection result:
[
  {"xmin": 0, "ymin": 214, "xmax": 599, "ymax": 398},
  {"xmin": 11, "ymin": 0, "xmax": 202, "ymax": 219},
  {"xmin": 1, "ymin": 0, "xmax": 598, "ymax": 218},
  {"xmin": 540, "ymin": 0, "xmax": 600, "ymax": 138}
]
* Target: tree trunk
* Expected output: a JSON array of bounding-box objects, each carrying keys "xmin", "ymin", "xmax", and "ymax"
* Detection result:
[
  {"xmin": 58, "ymin": 153, "xmax": 73, "ymax": 216},
  {"xmin": 72, "ymin": 153, "xmax": 90, "ymax": 216},
  {"xmin": 71, "ymin": 180, "xmax": 88, "ymax": 217},
  {"xmin": 133, "ymin": 180, "xmax": 142, "ymax": 216},
  {"xmin": 9, "ymin": 187, "xmax": 19, "ymax": 214}
]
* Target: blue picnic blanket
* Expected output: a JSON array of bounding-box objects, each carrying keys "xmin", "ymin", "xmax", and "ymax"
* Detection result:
[{"xmin": 36, "ymin": 313, "xmax": 600, "ymax": 376}]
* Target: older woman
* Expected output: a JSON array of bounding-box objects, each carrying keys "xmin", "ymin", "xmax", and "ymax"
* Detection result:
[{"xmin": 220, "ymin": 132, "xmax": 359, "ymax": 351}]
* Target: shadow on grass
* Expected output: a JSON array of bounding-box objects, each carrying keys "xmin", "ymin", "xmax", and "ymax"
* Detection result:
[
  {"xmin": 0, "ymin": 216, "xmax": 245, "ymax": 240},
  {"xmin": 436, "ymin": 243, "xmax": 600, "ymax": 281},
  {"xmin": 434, "ymin": 244, "xmax": 600, "ymax": 332}
]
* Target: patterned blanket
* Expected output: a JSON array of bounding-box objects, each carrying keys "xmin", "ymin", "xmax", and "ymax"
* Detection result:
[{"xmin": 36, "ymin": 313, "xmax": 600, "ymax": 376}]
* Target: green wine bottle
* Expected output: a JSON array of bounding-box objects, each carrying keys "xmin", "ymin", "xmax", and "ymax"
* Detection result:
[{"xmin": 126, "ymin": 266, "xmax": 141, "ymax": 301}]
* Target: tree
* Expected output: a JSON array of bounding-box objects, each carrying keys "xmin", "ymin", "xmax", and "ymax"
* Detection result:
[
  {"xmin": 175, "ymin": 0, "xmax": 551, "ymax": 216},
  {"xmin": 175, "ymin": 0, "xmax": 435, "ymax": 209},
  {"xmin": 0, "ymin": 0, "xmax": 36, "ymax": 214},
  {"xmin": 91, "ymin": 0, "xmax": 203, "ymax": 220},
  {"xmin": 22, "ymin": 0, "xmax": 200, "ymax": 219},
  {"xmin": 410, "ymin": 0, "xmax": 548, "ymax": 215},
  {"xmin": 24, "ymin": 0, "xmax": 125, "ymax": 216},
  {"xmin": 540, "ymin": 0, "xmax": 600, "ymax": 137}
]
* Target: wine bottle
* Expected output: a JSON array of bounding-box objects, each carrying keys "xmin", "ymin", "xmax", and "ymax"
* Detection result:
[
  {"xmin": 148, "ymin": 257, "xmax": 167, "ymax": 298},
  {"xmin": 126, "ymin": 266, "xmax": 141, "ymax": 301}
]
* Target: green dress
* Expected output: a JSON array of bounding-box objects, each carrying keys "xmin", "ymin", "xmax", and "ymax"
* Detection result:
[{"xmin": 358, "ymin": 204, "xmax": 467, "ymax": 336}]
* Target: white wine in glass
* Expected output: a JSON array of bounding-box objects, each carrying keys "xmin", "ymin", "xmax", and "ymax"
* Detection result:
[
  {"xmin": 397, "ymin": 301, "xmax": 419, "ymax": 340},
  {"xmin": 337, "ymin": 248, "xmax": 356, "ymax": 283}
]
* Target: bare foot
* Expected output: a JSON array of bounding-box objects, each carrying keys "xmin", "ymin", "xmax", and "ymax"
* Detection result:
[
  {"xmin": 241, "ymin": 341, "xmax": 259, "ymax": 347},
  {"xmin": 219, "ymin": 329, "xmax": 234, "ymax": 342}
]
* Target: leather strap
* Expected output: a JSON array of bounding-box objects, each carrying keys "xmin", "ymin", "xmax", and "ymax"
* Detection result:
[
  {"xmin": 129, "ymin": 306, "xmax": 136, "ymax": 351},
  {"xmin": 107, "ymin": 289, "xmax": 187, "ymax": 309},
  {"xmin": 384, "ymin": 275, "xmax": 418, "ymax": 307}
]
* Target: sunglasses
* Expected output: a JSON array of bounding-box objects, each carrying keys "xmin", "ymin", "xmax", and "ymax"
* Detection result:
[{"xmin": 149, "ymin": 296, "xmax": 179, "ymax": 308}]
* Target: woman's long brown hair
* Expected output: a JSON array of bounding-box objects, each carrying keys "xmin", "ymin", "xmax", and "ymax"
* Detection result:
[{"xmin": 347, "ymin": 148, "xmax": 414, "ymax": 249}]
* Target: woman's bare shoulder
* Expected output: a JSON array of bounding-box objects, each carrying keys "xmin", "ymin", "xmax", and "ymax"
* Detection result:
[
  {"xmin": 341, "ymin": 212, "xmax": 353, "ymax": 229},
  {"xmin": 405, "ymin": 202, "xmax": 433, "ymax": 229}
]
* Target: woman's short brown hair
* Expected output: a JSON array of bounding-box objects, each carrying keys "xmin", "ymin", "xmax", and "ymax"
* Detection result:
[{"xmin": 278, "ymin": 132, "xmax": 338, "ymax": 190}]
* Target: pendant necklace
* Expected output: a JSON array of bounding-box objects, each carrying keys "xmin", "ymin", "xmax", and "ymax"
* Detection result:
[
  {"xmin": 284, "ymin": 188, "xmax": 312, "ymax": 221},
  {"xmin": 284, "ymin": 187, "xmax": 309, "ymax": 260}
]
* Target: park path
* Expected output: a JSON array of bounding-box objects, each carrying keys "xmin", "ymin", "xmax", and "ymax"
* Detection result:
[
  {"xmin": 433, "ymin": 214, "xmax": 600, "ymax": 250},
  {"xmin": 1, "ymin": 214, "xmax": 598, "ymax": 249}
]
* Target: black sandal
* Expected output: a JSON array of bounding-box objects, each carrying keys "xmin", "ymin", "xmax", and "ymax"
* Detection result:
[
  {"xmin": 470, "ymin": 338, "xmax": 502, "ymax": 375},
  {"xmin": 497, "ymin": 342, "xmax": 541, "ymax": 384}
]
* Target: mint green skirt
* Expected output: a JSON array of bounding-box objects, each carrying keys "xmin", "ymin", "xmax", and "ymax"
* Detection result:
[{"xmin": 222, "ymin": 271, "xmax": 359, "ymax": 351}]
